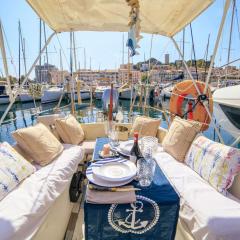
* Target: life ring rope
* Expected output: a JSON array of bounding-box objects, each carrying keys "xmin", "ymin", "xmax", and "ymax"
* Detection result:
[{"xmin": 169, "ymin": 80, "xmax": 213, "ymax": 131}]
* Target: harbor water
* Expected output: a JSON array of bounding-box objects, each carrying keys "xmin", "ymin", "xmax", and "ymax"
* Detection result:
[{"xmin": 0, "ymin": 99, "xmax": 237, "ymax": 147}]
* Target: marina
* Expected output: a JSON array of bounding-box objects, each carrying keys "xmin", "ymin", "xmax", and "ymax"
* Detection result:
[{"xmin": 0, "ymin": 0, "xmax": 240, "ymax": 240}]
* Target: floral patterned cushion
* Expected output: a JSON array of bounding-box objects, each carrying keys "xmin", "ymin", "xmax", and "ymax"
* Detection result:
[
  {"xmin": 185, "ymin": 136, "xmax": 240, "ymax": 194},
  {"xmin": 0, "ymin": 142, "xmax": 35, "ymax": 201}
]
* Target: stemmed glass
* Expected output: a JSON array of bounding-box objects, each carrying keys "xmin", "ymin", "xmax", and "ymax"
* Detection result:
[{"xmin": 104, "ymin": 121, "xmax": 119, "ymax": 147}]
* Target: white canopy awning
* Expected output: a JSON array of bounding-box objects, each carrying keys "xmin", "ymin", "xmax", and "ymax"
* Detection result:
[{"xmin": 27, "ymin": 0, "xmax": 214, "ymax": 36}]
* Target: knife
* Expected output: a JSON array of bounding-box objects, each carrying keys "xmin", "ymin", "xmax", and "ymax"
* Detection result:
[{"xmin": 88, "ymin": 184, "xmax": 141, "ymax": 192}]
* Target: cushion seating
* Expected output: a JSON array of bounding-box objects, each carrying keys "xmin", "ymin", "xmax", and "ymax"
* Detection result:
[
  {"xmin": 37, "ymin": 114, "xmax": 64, "ymax": 141},
  {"xmin": 0, "ymin": 144, "xmax": 84, "ymax": 240},
  {"xmin": 12, "ymin": 123, "xmax": 64, "ymax": 166},
  {"xmin": 55, "ymin": 114, "xmax": 85, "ymax": 145},
  {"xmin": 79, "ymin": 140, "xmax": 96, "ymax": 154},
  {"xmin": 155, "ymin": 146, "xmax": 240, "ymax": 240},
  {"xmin": 185, "ymin": 135, "xmax": 240, "ymax": 194},
  {"xmin": 130, "ymin": 116, "xmax": 161, "ymax": 137},
  {"xmin": 162, "ymin": 117, "xmax": 201, "ymax": 162}
]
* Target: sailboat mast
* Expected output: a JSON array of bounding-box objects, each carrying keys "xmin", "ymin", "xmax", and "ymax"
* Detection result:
[
  {"xmin": 70, "ymin": 32, "xmax": 75, "ymax": 114},
  {"xmin": 39, "ymin": 18, "xmax": 42, "ymax": 83},
  {"xmin": 182, "ymin": 28, "xmax": 185, "ymax": 67},
  {"xmin": 18, "ymin": 20, "xmax": 21, "ymax": 86},
  {"xmin": 43, "ymin": 22, "xmax": 49, "ymax": 78},
  {"xmin": 73, "ymin": 32, "xmax": 77, "ymax": 72},
  {"xmin": 204, "ymin": 34, "xmax": 210, "ymax": 81},
  {"xmin": 59, "ymin": 49, "xmax": 63, "ymax": 84},
  {"xmin": 225, "ymin": 0, "xmax": 235, "ymax": 83},
  {"xmin": 122, "ymin": 33, "xmax": 124, "ymax": 64}
]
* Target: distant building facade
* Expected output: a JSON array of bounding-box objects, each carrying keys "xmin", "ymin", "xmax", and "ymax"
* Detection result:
[
  {"xmin": 35, "ymin": 63, "xmax": 58, "ymax": 83},
  {"xmin": 165, "ymin": 54, "xmax": 170, "ymax": 65},
  {"xmin": 49, "ymin": 70, "xmax": 70, "ymax": 85},
  {"xmin": 74, "ymin": 69, "xmax": 118, "ymax": 86}
]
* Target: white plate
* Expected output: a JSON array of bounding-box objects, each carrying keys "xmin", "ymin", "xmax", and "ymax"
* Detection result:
[
  {"xmin": 92, "ymin": 161, "xmax": 136, "ymax": 182},
  {"xmin": 87, "ymin": 172, "xmax": 134, "ymax": 187},
  {"xmin": 119, "ymin": 140, "xmax": 134, "ymax": 154},
  {"xmin": 111, "ymin": 140, "xmax": 134, "ymax": 156}
]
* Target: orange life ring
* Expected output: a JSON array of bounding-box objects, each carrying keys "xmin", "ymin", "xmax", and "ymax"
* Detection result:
[{"xmin": 169, "ymin": 80, "xmax": 213, "ymax": 131}]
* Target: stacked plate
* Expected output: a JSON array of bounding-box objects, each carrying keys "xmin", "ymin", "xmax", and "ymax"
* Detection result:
[
  {"xmin": 86, "ymin": 158, "xmax": 137, "ymax": 187},
  {"xmin": 111, "ymin": 140, "xmax": 134, "ymax": 157}
]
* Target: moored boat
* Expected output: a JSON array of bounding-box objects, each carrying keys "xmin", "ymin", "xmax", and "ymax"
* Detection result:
[
  {"xmin": 41, "ymin": 86, "xmax": 64, "ymax": 104},
  {"xmin": 213, "ymin": 85, "xmax": 240, "ymax": 138}
]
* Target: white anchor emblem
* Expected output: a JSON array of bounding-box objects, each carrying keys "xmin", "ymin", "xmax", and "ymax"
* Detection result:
[{"xmin": 108, "ymin": 195, "xmax": 160, "ymax": 234}]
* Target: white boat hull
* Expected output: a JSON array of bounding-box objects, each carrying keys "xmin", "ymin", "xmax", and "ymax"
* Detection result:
[
  {"xmin": 213, "ymin": 85, "xmax": 240, "ymax": 139},
  {"xmin": 19, "ymin": 93, "xmax": 41, "ymax": 102},
  {"xmin": 68, "ymin": 91, "xmax": 91, "ymax": 101},
  {"xmin": 41, "ymin": 88, "xmax": 64, "ymax": 104},
  {"xmin": 213, "ymin": 102, "xmax": 240, "ymax": 139},
  {"xmin": 119, "ymin": 89, "xmax": 136, "ymax": 99}
]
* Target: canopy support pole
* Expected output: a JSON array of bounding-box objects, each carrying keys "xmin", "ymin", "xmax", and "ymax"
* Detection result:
[
  {"xmin": 204, "ymin": 0, "xmax": 231, "ymax": 93},
  {"xmin": 0, "ymin": 31, "xmax": 56, "ymax": 125},
  {"xmin": 0, "ymin": 20, "xmax": 13, "ymax": 101},
  {"xmin": 171, "ymin": 36, "xmax": 224, "ymax": 144}
]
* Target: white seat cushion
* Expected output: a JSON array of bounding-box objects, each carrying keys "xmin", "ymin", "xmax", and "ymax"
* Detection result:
[
  {"xmin": 0, "ymin": 144, "xmax": 84, "ymax": 240},
  {"xmin": 155, "ymin": 146, "xmax": 240, "ymax": 240},
  {"xmin": 80, "ymin": 140, "xmax": 96, "ymax": 154}
]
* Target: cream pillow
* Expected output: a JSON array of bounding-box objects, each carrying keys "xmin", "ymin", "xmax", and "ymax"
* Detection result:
[
  {"xmin": 162, "ymin": 117, "xmax": 201, "ymax": 162},
  {"xmin": 130, "ymin": 116, "xmax": 161, "ymax": 137},
  {"xmin": 37, "ymin": 114, "xmax": 64, "ymax": 141},
  {"xmin": 13, "ymin": 144, "xmax": 34, "ymax": 163},
  {"xmin": 55, "ymin": 114, "xmax": 85, "ymax": 145},
  {"xmin": 12, "ymin": 123, "xmax": 64, "ymax": 166}
]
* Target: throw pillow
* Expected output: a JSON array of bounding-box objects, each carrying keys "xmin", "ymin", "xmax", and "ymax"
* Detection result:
[
  {"xmin": 162, "ymin": 117, "xmax": 201, "ymax": 161},
  {"xmin": 185, "ymin": 135, "xmax": 240, "ymax": 193},
  {"xmin": 55, "ymin": 114, "xmax": 85, "ymax": 145},
  {"xmin": 130, "ymin": 116, "xmax": 161, "ymax": 137},
  {"xmin": 12, "ymin": 123, "xmax": 64, "ymax": 166}
]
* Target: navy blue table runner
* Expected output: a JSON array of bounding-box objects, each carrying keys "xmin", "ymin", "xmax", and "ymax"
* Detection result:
[{"xmin": 85, "ymin": 138, "xmax": 180, "ymax": 240}]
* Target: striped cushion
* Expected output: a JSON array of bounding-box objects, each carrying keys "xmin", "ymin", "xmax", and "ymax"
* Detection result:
[
  {"xmin": 0, "ymin": 142, "xmax": 35, "ymax": 201},
  {"xmin": 185, "ymin": 136, "xmax": 240, "ymax": 194}
]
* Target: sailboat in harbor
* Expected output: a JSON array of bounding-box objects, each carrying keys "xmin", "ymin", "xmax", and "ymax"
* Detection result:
[
  {"xmin": 0, "ymin": 1, "xmax": 240, "ymax": 240},
  {"xmin": 0, "ymin": 84, "xmax": 10, "ymax": 104}
]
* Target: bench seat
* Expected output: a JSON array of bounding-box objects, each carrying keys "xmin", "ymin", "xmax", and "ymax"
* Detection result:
[
  {"xmin": 0, "ymin": 144, "xmax": 84, "ymax": 240},
  {"xmin": 155, "ymin": 147, "xmax": 240, "ymax": 240}
]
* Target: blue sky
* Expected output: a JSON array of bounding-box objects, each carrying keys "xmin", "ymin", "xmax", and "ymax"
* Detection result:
[{"xmin": 0, "ymin": 0, "xmax": 240, "ymax": 78}]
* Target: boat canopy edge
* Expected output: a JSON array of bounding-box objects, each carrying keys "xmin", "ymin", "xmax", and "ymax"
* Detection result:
[{"xmin": 26, "ymin": 0, "xmax": 214, "ymax": 36}]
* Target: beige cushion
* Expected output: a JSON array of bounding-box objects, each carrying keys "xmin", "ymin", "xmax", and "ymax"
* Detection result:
[
  {"xmin": 162, "ymin": 117, "xmax": 201, "ymax": 162},
  {"xmin": 12, "ymin": 123, "xmax": 64, "ymax": 166},
  {"xmin": 37, "ymin": 114, "xmax": 64, "ymax": 141},
  {"xmin": 55, "ymin": 114, "xmax": 85, "ymax": 145},
  {"xmin": 13, "ymin": 144, "xmax": 34, "ymax": 163},
  {"xmin": 130, "ymin": 116, "xmax": 161, "ymax": 137},
  {"xmin": 80, "ymin": 140, "xmax": 96, "ymax": 154}
]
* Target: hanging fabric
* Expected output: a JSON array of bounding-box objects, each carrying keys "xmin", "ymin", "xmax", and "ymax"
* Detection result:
[{"xmin": 126, "ymin": 0, "xmax": 141, "ymax": 57}]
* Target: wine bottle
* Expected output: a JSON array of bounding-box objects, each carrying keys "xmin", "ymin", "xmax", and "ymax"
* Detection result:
[{"xmin": 130, "ymin": 132, "xmax": 143, "ymax": 160}]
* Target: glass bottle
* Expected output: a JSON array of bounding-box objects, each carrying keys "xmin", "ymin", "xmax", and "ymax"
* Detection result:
[{"xmin": 130, "ymin": 132, "xmax": 143, "ymax": 160}]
